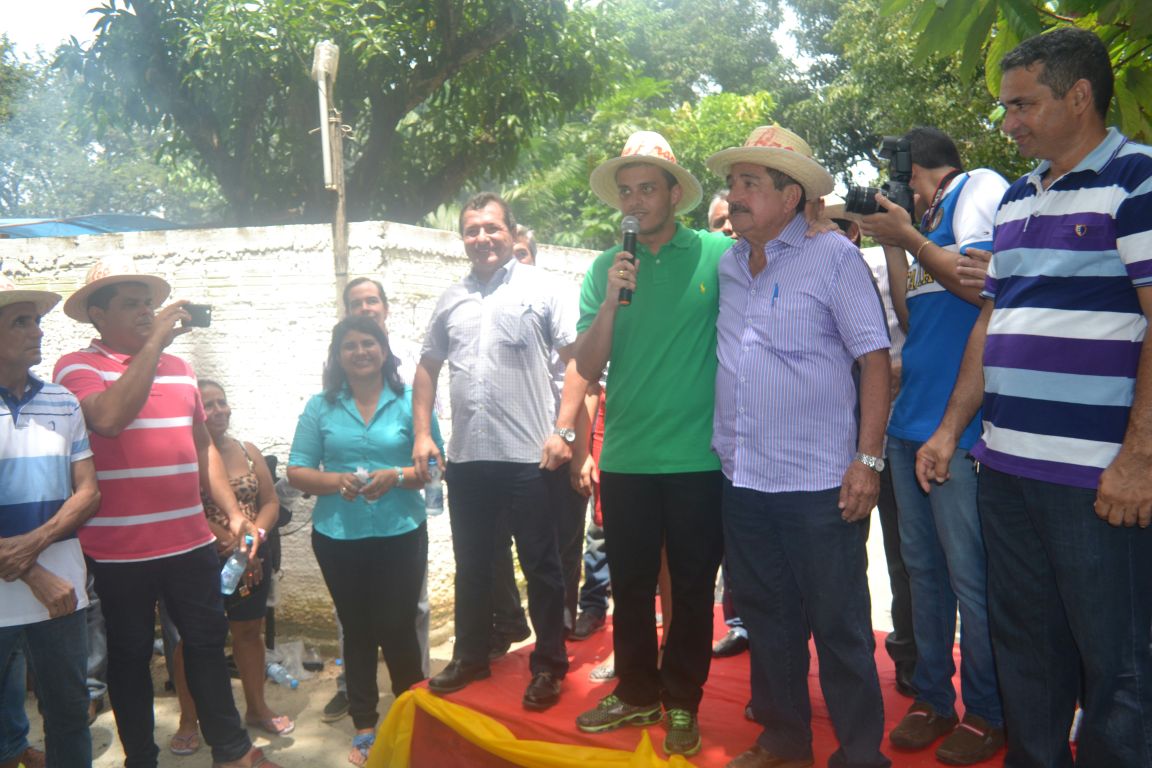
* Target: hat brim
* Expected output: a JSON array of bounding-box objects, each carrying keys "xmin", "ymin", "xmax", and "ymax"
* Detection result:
[
  {"xmin": 63, "ymin": 274, "xmax": 172, "ymax": 322},
  {"xmin": 706, "ymin": 147, "xmax": 835, "ymax": 199},
  {"xmin": 0, "ymin": 290, "xmax": 62, "ymax": 317},
  {"xmin": 590, "ymin": 156, "xmax": 704, "ymax": 215}
]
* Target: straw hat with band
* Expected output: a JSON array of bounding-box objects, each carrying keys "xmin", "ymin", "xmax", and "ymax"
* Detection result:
[
  {"xmin": 707, "ymin": 125, "xmax": 835, "ymax": 200},
  {"xmin": 0, "ymin": 275, "xmax": 62, "ymax": 316},
  {"xmin": 63, "ymin": 257, "xmax": 171, "ymax": 323},
  {"xmin": 590, "ymin": 131, "xmax": 703, "ymax": 215}
]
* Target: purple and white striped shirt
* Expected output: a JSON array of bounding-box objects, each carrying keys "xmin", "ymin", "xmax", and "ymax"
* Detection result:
[{"xmin": 713, "ymin": 214, "xmax": 890, "ymax": 492}]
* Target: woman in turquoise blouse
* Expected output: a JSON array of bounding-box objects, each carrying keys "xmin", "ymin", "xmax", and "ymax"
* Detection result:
[{"xmin": 287, "ymin": 316, "xmax": 441, "ymax": 767}]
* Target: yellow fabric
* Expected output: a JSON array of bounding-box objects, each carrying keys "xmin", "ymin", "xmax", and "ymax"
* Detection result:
[{"xmin": 370, "ymin": 689, "xmax": 697, "ymax": 768}]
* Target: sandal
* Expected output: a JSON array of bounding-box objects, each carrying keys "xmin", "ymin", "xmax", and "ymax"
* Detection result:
[
  {"xmin": 169, "ymin": 730, "xmax": 201, "ymax": 756},
  {"xmin": 348, "ymin": 732, "xmax": 375, "ymax": 767},
  {"xmin": 246, "ymin": 715, "xmax": 295, "ymax": 736}
]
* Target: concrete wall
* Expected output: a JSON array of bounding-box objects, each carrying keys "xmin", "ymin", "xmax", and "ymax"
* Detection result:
[{"xmin": 1, "ymin": 220, "xmax": 596, "ymax": 638}]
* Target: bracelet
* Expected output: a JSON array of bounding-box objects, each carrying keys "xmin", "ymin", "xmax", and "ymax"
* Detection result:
[
  {"xmin": 256, "ymin": 527, "xmax": 267, "ymax": 542},
  {"xmin": 394, "ymin": 467, "xmax": 405, "ymax": 488},
  {"xmin": 915, "ymin": 239, "xmax": 932, "ymax": 260}
]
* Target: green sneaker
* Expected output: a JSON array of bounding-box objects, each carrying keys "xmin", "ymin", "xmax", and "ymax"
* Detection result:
[
  {"xmin": 576, "ymin": 694, "xmax": 662, "ymax": 733},
  {"xmin": 663, "ymin": 708, "xmax": 701, "ymax": 756}
]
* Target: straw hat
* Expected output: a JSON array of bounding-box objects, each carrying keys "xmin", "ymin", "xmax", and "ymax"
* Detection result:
[
  {"xmin": 63, "ymin": 256, "xmax": 171, "ymax": 322},
  {"xmin": 0, "ymin": 275, "xmax": 61, "ymax": 316},
  {"xmin": 707, "ymin": 125, "xmax": 834, "ymax": 199},
  {"xmin": 590, "ymin": 131, "xmax": 703, "ymax": 215}
]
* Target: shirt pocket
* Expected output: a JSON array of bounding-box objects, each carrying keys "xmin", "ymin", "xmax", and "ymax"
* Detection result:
[
  {"xmin": 492, "ymin": 302, "xmax": 545, "ymax": 349},
  {"xmin": 748, "ymin": 288, "xmax": 824, "ymax": 358}
]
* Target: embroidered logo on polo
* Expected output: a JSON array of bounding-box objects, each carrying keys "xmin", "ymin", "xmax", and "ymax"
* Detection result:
[{"xmin": 1074, "ymin": 224, "xmax": 1088, "ymax": 237}]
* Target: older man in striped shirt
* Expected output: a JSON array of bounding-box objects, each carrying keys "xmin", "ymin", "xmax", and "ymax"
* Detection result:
[
  {"xmin": 54, "ymin": 261, "xmax": 274, "ymax": 768},
  {"xmin": 710, "ymin": 126, "xmax": 892, "ymax": 768}
]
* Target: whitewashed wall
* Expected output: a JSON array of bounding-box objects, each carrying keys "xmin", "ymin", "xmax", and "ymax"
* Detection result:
[{"xmin": 1, "ymin": 220, "xmax": 596, "ymax": 636}]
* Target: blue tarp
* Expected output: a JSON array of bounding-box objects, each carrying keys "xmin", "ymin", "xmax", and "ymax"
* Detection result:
[{"xmin": 0, "ymin": 214, "xmax": 181, "ymax": 238}]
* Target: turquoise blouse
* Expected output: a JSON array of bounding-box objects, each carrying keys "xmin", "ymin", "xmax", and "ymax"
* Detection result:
[{"xmin": 289, "ymin": 385, "xmax": 443, "ymax": 540}]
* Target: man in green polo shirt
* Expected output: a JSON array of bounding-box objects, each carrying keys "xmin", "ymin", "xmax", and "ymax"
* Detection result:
[{"xmin": 569, "ymin": 131, "xmax": 730, "ymax": 757}]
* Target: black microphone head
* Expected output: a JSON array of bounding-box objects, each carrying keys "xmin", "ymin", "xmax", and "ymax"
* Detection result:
[{"xmin": 621, "ymin": 215, "xmax": 640, "ymax": 235}]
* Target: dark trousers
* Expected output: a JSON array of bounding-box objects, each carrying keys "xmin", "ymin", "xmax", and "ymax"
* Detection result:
[
  {"xmin": 979, "ymin": 467, "xmax": 1152, "ymax": 768},
  {"xmin": 723, "ymin": 481, "xmax": 890, "ymax": 768},
  {"xmin": 876, "ymin": 464, "xmax": 916, "ymax": 674},
  {"xmin": 313, "ymin": 526, "xmax": 427, "ymax": 730},
  {"xmin": 447, "ymin": 461, "xmax": 568, "ymax": 676},
  {"xmin": 492, "ymin": 464, "xmax": 588, "ymax": 637},
  {"xmin": 599, "ymin": 470, "xmax": 724, "ymax": 713},
  {"xmin": 547, "ymin": 463, "xmax": 590, "ymax": 632},
  {"xmin": 490, "ymin": 535, "xmax": 530, "ymax": 643},
  {"xmin": 89, "ymin": 545, "xmax": 251, "ymax": 768}
]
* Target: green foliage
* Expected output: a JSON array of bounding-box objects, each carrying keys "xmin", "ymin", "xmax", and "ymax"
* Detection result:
[
  {"xmin": 884, "ymin": 0, "xmax": 1152, "ymax": 142},
  {"xmin": 507, "ymin": 78, "xmax": 775, "ymax": 250},
  {"xmin": 0, "ymin": 36, "xmax": 32, "ymax": 124},
  {"xmin": 0, "ymin": 62, "xmax": 225, "ymax": 221},
  {"xmin": 62, "ymin": 0, "xmax": 625, "ymax": 225},
  {"xmin": 782, "ymin": 0, "xmax": 1031, "ymax": 187}
]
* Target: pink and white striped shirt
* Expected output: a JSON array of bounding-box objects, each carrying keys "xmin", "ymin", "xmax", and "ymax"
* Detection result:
[{"xmin": 55, "ymin": 340, "xmax": 215, "ymax": 562}]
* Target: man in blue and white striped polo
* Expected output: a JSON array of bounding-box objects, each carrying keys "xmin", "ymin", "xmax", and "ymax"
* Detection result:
[{"xmin": 917, "ymin": 27, "xmax": 1152, "ymax": 768}]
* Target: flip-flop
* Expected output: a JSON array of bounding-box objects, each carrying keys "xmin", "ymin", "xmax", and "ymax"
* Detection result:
[
  {"xmin": 246, "ymin": 715, "xmax": 295, "ymax": 736},
  {"xmin": 169, "ymin": 730, "xmax": 201, "ymax": 756},
  {"xmin": 348, "ymin": 732, "xmax": 375, "ymax": 767}
]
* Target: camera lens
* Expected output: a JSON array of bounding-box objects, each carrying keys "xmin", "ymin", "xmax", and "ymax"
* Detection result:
[{"xmin": 845, "ymin": 186, "xmax": 880, "ymax": 216}]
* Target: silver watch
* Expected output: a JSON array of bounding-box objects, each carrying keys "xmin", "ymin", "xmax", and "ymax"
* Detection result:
[
  {"xmin": 554, "ymin": 427, "xmax": 576, "ymax": 444},
  {"xmin": 855, "ymin": 452, "xmax": 886, "ymax": 473}
]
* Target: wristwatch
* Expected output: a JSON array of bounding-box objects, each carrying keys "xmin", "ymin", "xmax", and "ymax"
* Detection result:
[
  {"xmin": 554, "ymin": 427, "xmax": 577, "ymax": 444},
  {"xmin": 855, "ymin": 452, "xmax": 886, "ymax": 473}
]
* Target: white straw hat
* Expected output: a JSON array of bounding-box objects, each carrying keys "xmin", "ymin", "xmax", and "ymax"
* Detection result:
[
  {"xmin": 590, "ymin": 131, "xmax": 703, "ymax": 215},
  {"xmin": 707, "ymin": 125, "xmax": 834, "ymax": 199}
]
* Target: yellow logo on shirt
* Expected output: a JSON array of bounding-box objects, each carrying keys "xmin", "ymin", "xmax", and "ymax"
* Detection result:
[{"xmin": 700, "ymin": 282, "xmax": 707, "ymax": 294}]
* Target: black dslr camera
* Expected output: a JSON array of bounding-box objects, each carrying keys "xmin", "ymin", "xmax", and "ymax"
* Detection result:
[{"xmin": 845, "ymin": 136, "xmax": 915, "ymax": 217}]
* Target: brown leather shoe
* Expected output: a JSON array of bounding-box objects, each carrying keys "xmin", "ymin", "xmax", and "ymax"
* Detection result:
[
  {"xmin": 936, "ymin": 713, "xmax": 1005, "ymax": 765},
  {"xmin": 889, "ymin": 701, "xmax": 959, "ymax": 750},
  {"xmin": 725, "ymin": 744, "xmax": 814, "ymax": 768}
]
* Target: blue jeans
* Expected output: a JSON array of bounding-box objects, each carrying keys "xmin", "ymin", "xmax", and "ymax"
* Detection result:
[
  {"xmin": 85, "ymin": 570, "xmax": 108, "ymax": 702},
  {"xmin": 888, "ymin": 437, "xmax": 1001, "ymax": 724},
  {"xmin": 0, "ymin": 646, "xmax": 30, "ymax": 763},
  {"xmin": 978, "ymin": 467, "xmax": 1152, "ymax": 768},
  {"xmin": 0, "ymin": 611, "xmax": 91, "ymax": 766},
  {"xmin": 723, "ymin": 481, "xmax": 890, "ymax": 768},
  {"xmin": 90, "ymin": 545, "xmax": 251, "ymax": 768},
  {"xmin": 577, "ymin": 517, "xmax": 609, "ymax": 615}
]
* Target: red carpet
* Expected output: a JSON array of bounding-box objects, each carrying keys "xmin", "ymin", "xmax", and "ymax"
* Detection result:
[{"xmin": 413, "ymin": 607, "xmax": 1003, "ymax": 767}]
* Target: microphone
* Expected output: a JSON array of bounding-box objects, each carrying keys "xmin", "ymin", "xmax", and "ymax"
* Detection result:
[{"xmin": 618, "ymin": 215, "xmax": 639, "ymax": 306}]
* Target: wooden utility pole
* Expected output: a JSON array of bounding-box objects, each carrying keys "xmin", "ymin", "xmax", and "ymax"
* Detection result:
[{"xmin": 311, "ymin": 41, "xmax": 349, "ymax": 310}]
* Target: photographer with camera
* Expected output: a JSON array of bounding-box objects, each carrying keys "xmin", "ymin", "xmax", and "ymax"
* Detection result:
[{"xmin": 857, "ymin": 127, "xmax": 1010, "ymax": 765}]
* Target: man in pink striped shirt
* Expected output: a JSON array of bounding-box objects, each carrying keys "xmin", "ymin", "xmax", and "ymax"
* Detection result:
[{"xmin": 54, "ymin": 260, "xmax": 276, "ymax": 768}]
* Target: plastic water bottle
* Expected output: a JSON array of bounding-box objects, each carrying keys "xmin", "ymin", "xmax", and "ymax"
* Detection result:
[
  {"xmin": 354, "ymin": 466, "xmax": 370, "ymax": 490},
  {"xmin": 266, "ymin": 661, "xmax": 299, "ymax": 689},
  {"xmin": 220, "ymin": 535, "xmax": 254, "ymax": 595},
  {"xmin": 425, "ymin": 458, "xmax": 444, "ymax": 515}
]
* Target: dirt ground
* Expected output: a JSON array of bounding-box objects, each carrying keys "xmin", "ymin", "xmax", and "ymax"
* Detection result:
[{"xmin": 25, "ymin": 639, "xmax": 462, "ymax": 768}]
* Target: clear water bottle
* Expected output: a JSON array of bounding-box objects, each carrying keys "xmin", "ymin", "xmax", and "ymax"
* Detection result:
[
  {"xmin": 220, "ymin": 534, "xmax": 254, "ymax": 595},
  {"xmin": 266, "ymin": 661, "xmax": 299, "ymax": 689},
  {"xmin": 425, "ymin": 458, "xmax": 444, "ymax": 516}
]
